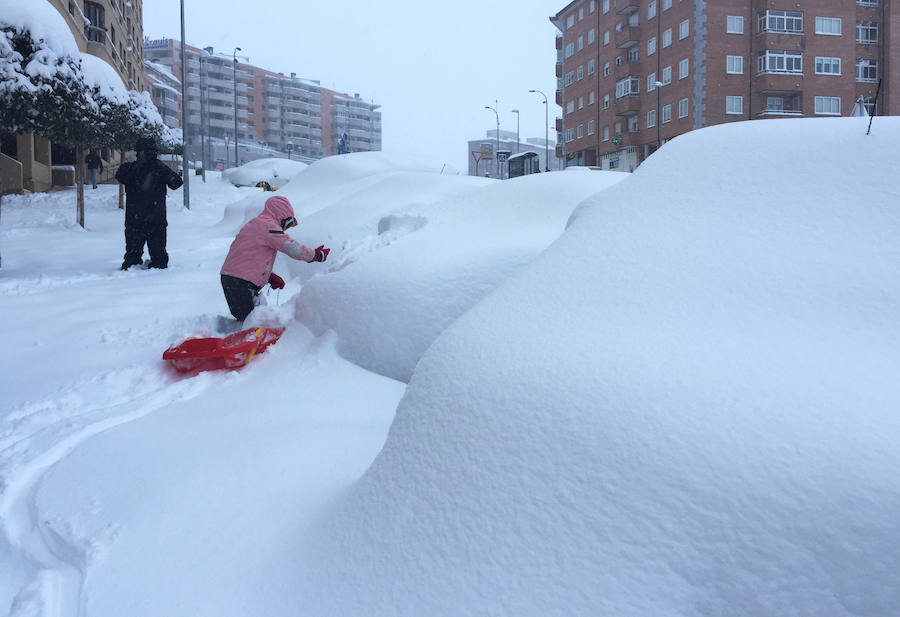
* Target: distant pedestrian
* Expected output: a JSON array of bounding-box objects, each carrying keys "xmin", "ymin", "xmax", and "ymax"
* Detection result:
[
  {"xmin": 86, "ymin": 149, "xmax": 103, "ymax": 189},
  {"xmin": 115, "ymin": 137, "xmax": 183, "ymax": 270}
]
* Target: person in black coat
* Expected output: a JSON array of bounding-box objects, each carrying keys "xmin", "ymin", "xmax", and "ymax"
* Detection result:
[
  {"xmin": 85, "ymin": 150, "xmax": 103, "ymax": 188},
  {"xmin": 115, "ymin": 137, "xmax": 183, "ymax": 270}
]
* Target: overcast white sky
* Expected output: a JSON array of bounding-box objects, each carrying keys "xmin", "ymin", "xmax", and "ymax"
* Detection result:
[{"xmin": 143, "ymin": 0, "xmax": 563, "ymax": 171}]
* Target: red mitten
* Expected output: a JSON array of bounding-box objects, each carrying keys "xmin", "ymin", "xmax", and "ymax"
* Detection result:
[
  {"xmin": 313, "ymin": 245, "xmax": 331, "ymax": 262},
  {"xmin": 268, "ymin": 273, "xmax": 285, "ymax": 289}
]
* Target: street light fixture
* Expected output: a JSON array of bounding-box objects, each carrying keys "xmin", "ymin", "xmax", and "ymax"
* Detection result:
[
  {"xmin": 233, "ymin": 46, "xmax": 242, "ymax": 168},
  {"xmin": 484, "ymin": 104, "xmax": 499, "ymax": 178},
  {"xmin": 179, "ymin": 0, "xmax": 189, "ymax": 208},
  {"xmin": 528, "ymin": 89, "xmax": 550, "ymax": 171},
  {"xmin": 511, "ymin": 109, "xmax": 520, "ymax": 154}
]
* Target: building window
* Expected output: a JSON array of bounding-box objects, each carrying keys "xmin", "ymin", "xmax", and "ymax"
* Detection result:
[
  {"xmin": 856, "ymin": 59, "xmax": 878, "ymax": 82},
  {"xmin": 758, "ymin": 50, "xmax": 803, "ymax": 74},
  {"xmin": 648, "ymin": 37, "xmax": 656, "ymax": 55},
  {"xmin": 604, "ymin": 30, "xmax": 610, "ymax": 45},
  {"xmin": 647, "ymin": 109, "xmax": 656, "ymax": 128},
  {"xmin": 814, "ymin": 96, "xmax": 841, "ymax": 115},
  {"xmin": 647, "ymin": 72, "xmax": 657, "ymax": 91},
  {"xmin": 857, "ymin": 0, "xmax": 877, "ymax": 5},
  {"xmin": 84, "ymin": 1, "xmax": 106, "ymax": 42},
  {"xmin": 589, "ymin": 29, "xmax": 596, "ymax": 44},
  {"xmin": 758, "ymin": 10, "xmax": 803, "ymax": 34},
  {"xmin": 648, "ymin": 0, "xmax": 657, "ymax": 20},
  {"xmin": 727, "ymin": 15, "xmax": 744, "ymax": 34},
  {"xmin": 565, "ymin": 43, "xmax": 575, "ymax": 58},
  {"xmin": 815, "ymin": 57, "xmax": 841, "ymax": 75},
  {"xmin": 662, "ymin": 66, "xmax": 672, "ymax": 85},
  {"xmin": 678, "ymin": 98, "xmax": 689, "ymax": 118},
  {"xmin": 603, "ymin": 0, "xmax": 610, "ymax": 12},
  {"xmin": 578, "ymin": 36, "xmax": 584, "ymax": 51},
  {"xmin": 588, "ymin": 59, "xmax": 595, "ymax": 75},
  {"xmin": 577, "ymin": 124, "xmax": 584, "ymax": 139},
  {"xmin": 590, "ymin": 0, "xmax": 596, "ymax": 12},
  {"xmin": 856, "ymin": 22, "xmax": 878, "ymax": 44},
  {"xmin": 679, "ymin": 58, "xmax": 689, "ymax": 79},
  {"xmin": 566, "ymin": 128, "xmax": 574, "ymax": 142},
  {"xmin": 766, "ymin": 96, "xmax": 784, "ymax": 112},
  {"xmin": 603, "ymin": 126, "xmax": 609, "ymax": 141},
  {"xmin": 662, "ymin": 104, "xmax": 672, "ymax": 123},
  {"xmin": 566, "ymin": 100, "xmax": 575, "ymax": 114},
  {"xmin": 566, "ymin": 14, "xmax": 575, "ymax": 29},
  {"xmin": 588, "ymin": 120, "xmax": 595, "ymax": 135},
  {"xmin": 565, "ymin": 71, "xmax": 575, "ymax": 86},
  {"xmin": 603, "ymin": 62, "xmax": 610, "ymax": 77},
  {"xmin": 577, "ymin": 65, "xmax": 584, "ymax": 80},
  {"xmin": 615, "ymin": 76, "xmax": 640, "ymax": 99},
  {"xmin": 603, "ymin": 93, "xmax": 610, "ymax": 109},
  {"xmin": 663, "ymin": 28, "xmax": 672, "ymax": 48},
  {"xmin": 578, "ymin": 96, "xmax": 584, "ymax": 109},
  {"xmin": 815, "ymin": 17, "xmax": 842, "ymax": 35},
  {"xmin": 579, "ymin": 7, "xmax": 584, "ymax": 21},
  {"xmin": 627, "ymin": 116, "xmax": 639, "ymax": 133},
  {"xmin": 589, "ymin": 90, "xmax": 595, "ymax": 105},
  {"xmin": 726, "ymin": 95, "xmax": 743, "ymax": 115},
  {"xmin": 663, "ymin": 0, "xmax": 672, "ymax": 10},
  {"xmin": 727, "ymin": 55, "xmax": 743, "ymax": 74},
  {"xmin": 679, "ymin": 19, "xmax": 690, "ymax": 40}
]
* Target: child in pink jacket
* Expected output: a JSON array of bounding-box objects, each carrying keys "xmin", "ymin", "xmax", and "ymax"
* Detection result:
[{"xmin": 220, "ymin": 195, "xmax": 330, "ymax": 321}]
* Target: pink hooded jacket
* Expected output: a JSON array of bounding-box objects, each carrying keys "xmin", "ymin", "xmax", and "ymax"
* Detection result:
[{"xmin": 220, "ymin": 196, "xmax": 314, "ymax": 287}]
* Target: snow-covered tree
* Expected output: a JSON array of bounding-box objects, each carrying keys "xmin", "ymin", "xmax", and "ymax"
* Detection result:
[{"xmin": 1, "ymin": 20, "xmax": 174, "ymax": 226}]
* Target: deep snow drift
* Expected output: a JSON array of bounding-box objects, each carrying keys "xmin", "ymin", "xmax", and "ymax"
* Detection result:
[{"xmin": 289, "ymin": 118, "xmax": 900, "ymax": 616}]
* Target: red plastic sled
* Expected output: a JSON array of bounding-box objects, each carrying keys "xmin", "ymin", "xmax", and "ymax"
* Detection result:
[{"xmin": 163, "ymin": 327, "xmax": 285, "ymax": 373}]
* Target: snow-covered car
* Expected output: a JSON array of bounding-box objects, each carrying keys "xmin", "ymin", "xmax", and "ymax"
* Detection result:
[{"xmin": 221, "ymin": 158, "xmax": 307, "ymax": 190}]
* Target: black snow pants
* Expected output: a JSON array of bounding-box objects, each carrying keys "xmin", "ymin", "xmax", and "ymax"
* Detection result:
[
  {"xmin": 221, "ymin": 274, "xmax": 262, "ymax": 321},
  {"xmin": 122, "ymin": 222, "xmax": 168, "ymax": 269}
]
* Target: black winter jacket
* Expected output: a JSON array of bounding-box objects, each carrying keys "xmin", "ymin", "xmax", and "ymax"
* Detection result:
[{"xmin": 115, "ymin": 157, "xmax": 183, "ymax": 226}]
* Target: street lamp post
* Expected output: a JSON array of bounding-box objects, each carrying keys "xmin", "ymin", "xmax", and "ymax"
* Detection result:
[
  {"xmin": 179, "ymin": 0, "xmax": 189, "ymax": 208},
  {"xmin": 199, "ymin": 51, "xmax": 206, "ymax": 182},
  {"xmin": 233, "ymin": 47, "xmax": 241, "ymax": 168},
  {"xmin": 528, "ymin": 89, "xmax": 550, "ymax": 171},
  {"xmin": 484, "ymin": 103, "xmax": 499, "ymax": 178},
  {"xmin": 511, "ymin": 109, "xmax": 520, "ymax": 153},
  {"xmin": 656, "ymin": 80, "xmax": 663, "ymax": 151},
  {"xmin": 286, "ymin": 141, "xmax": 293, "ymax": 160}
]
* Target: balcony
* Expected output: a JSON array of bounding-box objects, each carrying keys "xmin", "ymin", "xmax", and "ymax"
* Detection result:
[
  {"xmin": 614, "ymin": 59, "xmax": 643, "ymax": 80},
  {"xmin": 555, "ymin": 117, "xmax": 563, "ymax": 132},
  {"xmin": 615, "ymin": 24, "xmax": 639, "ymax": 48},
  {"xmin": 615, "ymin": 95, "xmax": 642, "ymax": 116},
  {"xmin": 616, "ymin": 1, "xmax": 639, "ymax": 15}
]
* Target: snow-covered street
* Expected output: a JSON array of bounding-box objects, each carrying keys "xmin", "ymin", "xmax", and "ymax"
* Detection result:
[{"xmin": 3, "ymin": 118, "xmax": 900, "ymax": 616}]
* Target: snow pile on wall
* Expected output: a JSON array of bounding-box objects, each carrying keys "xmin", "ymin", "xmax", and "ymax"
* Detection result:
[{"xmin": 295, "ymin": 117, "xmax": 900, "ymax": 616}]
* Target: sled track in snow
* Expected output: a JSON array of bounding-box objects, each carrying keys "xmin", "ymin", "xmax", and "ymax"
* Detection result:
[{"xmin": 0, "ymin": 370, "xmax": 216, "ymax": 617}]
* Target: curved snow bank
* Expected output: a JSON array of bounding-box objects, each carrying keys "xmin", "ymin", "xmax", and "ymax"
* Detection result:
[
  {"xmin": 292, "ymin": 170, "xmax": 627, "ymax": 382},
  {"xmin": 298, "ymin": 118, "xmax": 900, "ymax": 615},
  {"xmin": 221, "ymin": 157, "xmax": 307, "ymax": 188}
]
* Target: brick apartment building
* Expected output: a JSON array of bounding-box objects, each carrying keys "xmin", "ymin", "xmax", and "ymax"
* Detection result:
[
  {"xmin": 144, "ymin": 39, "xmax": 381, "ymax": 168},
  {"xmin": 2, "ymin": 0, "xmax": 145, "ymax": 192},
  {"xmin": 552, "ymin": 0, "xmax": 898, "ymax": 171}
]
